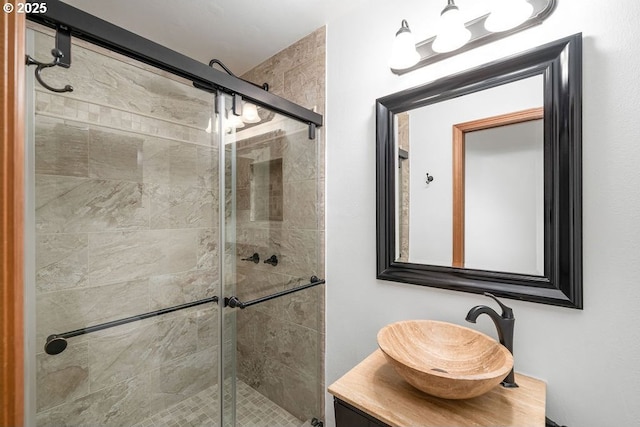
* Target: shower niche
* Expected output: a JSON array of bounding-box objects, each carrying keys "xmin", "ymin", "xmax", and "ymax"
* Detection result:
[{"xmin": 249, "ymin": 158, "xmax": 284, "ymax": 222}]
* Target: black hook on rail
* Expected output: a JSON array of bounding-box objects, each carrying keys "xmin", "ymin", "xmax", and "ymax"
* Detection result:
[
  {"xmin": 208, "ymin": 58, "xmax": 269, "ymax": 92},
  {"xmin": 26, "ymin": 49, "xmax": 74, "ymax": 93},
  {"xmin": 26, "ymin": 26, "xmax": 73, "ymax": 93}
]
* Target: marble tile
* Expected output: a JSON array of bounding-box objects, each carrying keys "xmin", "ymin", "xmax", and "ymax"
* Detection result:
[
  {"xmin": 281, "ymin": 284, "xmax": 323, "ymax": 331},
  {"xmin": 196, "ymin": 146, "xmax": 218, "ymax": 189},
  {"xmin": 281, "ymin": 132, "xmax": 318, "ymax": 183},
  {"xmin": 149, "ymin": 185, "xmax": 216, "ymax": 229},
  {"xmin": 88, "ymin": 323, "xmax": 159, "ymax": 391},
  {"xmin": 237, "ymin": 341, "xmax": 285, "ymax": 411},
  {"xmin": 197, "ymin": 228, "xmax": 219, "ymax": 270},
  {"xmin": 89, "ymin": 127, "xmax": 144, "ymax": 182},
  {"xmin": 132, "ymin": 380, "xmax": 303, "ymax": 427},
  {"xmin": 241, "ymin": 58, "xmax": 285, "ymax": 98},
  {"xmin": 35, "ymin": 115, "xmax": 89, "ymax": 177},
  {"xmin": 280, "ymin": 362, "xmax": 321, "ymax": 421},
  {"xmin": 283, "ymin": 55, "xmax": 326, "ymax": 113},
  {"xmin": 87, "ymin": 229, "xmax": 198, "ymax": 284},
  {"xmin": 36, "ymin": 279, "xmax": 149, "ymax": 346},
  {"xmin": 35, "ymin": 175, "xmax": 149, "ymax": 233},
  {"xmin": 33, "ymin": 32, "xmax": 212, "ymax": 129},
  {"xmin": 235, "ymin": 267, "xmax": 287, "ymax": 302},
  {"xmin": 35, "ymin": 233, "xmax": 88, "ymax": 292},
  {"xmin": 266, "ymin": 320, "xmax": 318, "ymax": 376},
  {"xmin": 156, "ymin": 312, "xmax": 199, "ymax": 363},
  {"xmin": 269, "ymin": 229, "xmax": 318, "ymax": 278},
  {"xmin": 196, "ymin": 306, "xmax": 218, "ymax": 351},
  {"xmin": 36, "ymin": 370, "xmax": 161, "ymax": 427},
  {"xmin": 36, "ymin": 343, "xmax": 89, "ymax": 412},
  {"xmin": 149, "ymin": 269, "xmax": 217, "ymax": 309},
  {"xmin": 283, "ymin": 179, "xmax": 318, "ymax": 230},
  {"xmin": 278, "ymin": 26, "xmax": 326, "ymax": 73},
  {"xmin": 142, "ymin": 138, "xmax": 200, "ymax": 187},
  {"xmin": 157, "ymin": 348, "xmax": 217, "ymax": 409}
]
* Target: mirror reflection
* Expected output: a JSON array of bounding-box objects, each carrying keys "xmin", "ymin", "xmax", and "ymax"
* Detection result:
[{"xmin": 395, "ymin": 75, "xmax": 544, "ymax": 276}]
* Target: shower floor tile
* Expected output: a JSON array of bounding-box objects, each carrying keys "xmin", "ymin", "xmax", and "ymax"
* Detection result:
[{"xmin": 132, "ymin": 380, "xmax": 304, "ymax": 427}]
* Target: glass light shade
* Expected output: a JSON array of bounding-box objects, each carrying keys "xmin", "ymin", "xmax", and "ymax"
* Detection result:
[
  {"xmin": 241, "ymin": 102, "xmax": 260, "ymax": 123},
  {"xmin": 484, "ymin": 0, "xmax": 534, "ymax": 33},
  {"xmin": 432, "ymin": 6, "xmax": 471, "ymax": 53},
  {"xmin": 225, "ymin": 113, "xmax": 244, "ymax": 133},
  {"xmin": 389, "ymin": 22, "xmax": 420, "ymax": 69}
]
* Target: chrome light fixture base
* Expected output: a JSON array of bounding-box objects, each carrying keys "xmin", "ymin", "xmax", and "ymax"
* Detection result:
[{"xmin": 391, "ymin": 0, "xmax": 556, "ymax": 75}]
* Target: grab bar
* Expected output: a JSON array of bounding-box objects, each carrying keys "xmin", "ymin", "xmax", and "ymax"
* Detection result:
[
  {"xmin": 44, "ymin": 296, "xmax": 219, "ymax": 355},
  {"xmin": 224, "ymin": 276, "xmax": 325, "ymax": 309}
]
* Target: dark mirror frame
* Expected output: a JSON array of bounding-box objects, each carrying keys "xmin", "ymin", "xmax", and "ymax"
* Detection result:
[{"xmin": 376, "ymin": 33, "xmax": 582, "ymax": 309}]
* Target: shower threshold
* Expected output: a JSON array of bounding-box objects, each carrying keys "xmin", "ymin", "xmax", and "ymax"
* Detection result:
[{"xmin": 132, "ymin": 380, "xmax": 306, "ymax": 427}]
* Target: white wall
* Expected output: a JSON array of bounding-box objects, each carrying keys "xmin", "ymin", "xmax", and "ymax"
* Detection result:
[
  {"xmin": 325, "ymin": 0, "xmax": 640, "ymax": 426},
  {"xmin": 406, "ymin": 76, "xmax": 542, "ymax": 267},
  {"xmin": 465, "ymin": 119, "xmax": 544, "ymax": 275}
]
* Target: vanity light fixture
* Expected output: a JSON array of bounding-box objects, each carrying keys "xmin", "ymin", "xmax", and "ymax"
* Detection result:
[
  {"xmin": 432, "ymin": 0, "xmax": 471, "ymax": 53},
  {"xmin": 484, "ymin": 0, "xmax": 534, "ymax": 32},
  {"xmin": 390, "ymin": 0, "xmax": 556, "ymax": 75},
  {"xmin": 227, "ymin": 112, "xmax": 245, "ymax": 132},
  {"xmin": 241, "ymin": 102, "xmax": 261, "ymax": 124},
  {"xmin": 389, "ymin": 20, "xmax": 421, "ymax": 70}
]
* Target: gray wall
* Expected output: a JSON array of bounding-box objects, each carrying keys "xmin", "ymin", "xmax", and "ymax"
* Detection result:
[{"xmin": 325, "ymin": 0, "xmax": 640, "ymax": 426}]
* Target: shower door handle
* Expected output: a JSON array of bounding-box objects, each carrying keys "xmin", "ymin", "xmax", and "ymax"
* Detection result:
[
  {"xmin": 224, "ymin": 276, "xmax": 325, "ymax": 309},
  {"xmin": 43, "ymin": 295, "xmax": 219, "ymax": 355}
]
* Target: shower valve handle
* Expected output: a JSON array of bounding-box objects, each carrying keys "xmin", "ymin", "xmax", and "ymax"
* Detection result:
[{"xmin": 241, "ymin": 253, "xmax": 260, "ymax": 263}]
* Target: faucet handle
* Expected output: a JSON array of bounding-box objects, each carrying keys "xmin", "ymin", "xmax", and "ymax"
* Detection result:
[{"xmin": 483, "ymin": 293, "xmax": 514, "ymax": 319}]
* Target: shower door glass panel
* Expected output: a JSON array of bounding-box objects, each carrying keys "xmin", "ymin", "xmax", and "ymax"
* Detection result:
[
  {"xmin": 29, "ymin": 27, "xmax": 222, "ymax": 426},
  {"xmin": 221, "ymin": 100, "xmax": 324, "ymax": 426}
]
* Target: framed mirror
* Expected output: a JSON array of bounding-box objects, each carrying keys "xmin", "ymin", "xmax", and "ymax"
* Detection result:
[{"xmin": 376, "ymin": 34, "xmax": 582, "ymax": 308}]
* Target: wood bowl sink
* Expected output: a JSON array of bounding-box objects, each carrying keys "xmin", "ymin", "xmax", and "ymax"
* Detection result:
[{"xmin": 377, "ymin": 320, "xmax": 513, "ymax": 399}]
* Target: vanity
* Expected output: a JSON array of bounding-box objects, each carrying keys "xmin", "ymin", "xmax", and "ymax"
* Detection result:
[{"xmin": 328, "ymin": 350, "xmax": 546, "ymax": 427}]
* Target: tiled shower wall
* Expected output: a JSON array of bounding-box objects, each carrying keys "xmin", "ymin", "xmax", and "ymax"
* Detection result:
[
  {"xmin": 31, "ymin": 29, "xmax": 219, "ymax": 426},
  {"xmin": 397, "ymin": 113, "xmax": 410, "ymax": 262},
  {"xmin": 235, "ymin": 27, "xmax": 326, "ymax": 421}
]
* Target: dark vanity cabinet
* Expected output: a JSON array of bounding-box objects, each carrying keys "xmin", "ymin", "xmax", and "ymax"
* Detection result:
[{"xmin": 334, "ymin": 398, "xmax": 391, "ymax": 427}]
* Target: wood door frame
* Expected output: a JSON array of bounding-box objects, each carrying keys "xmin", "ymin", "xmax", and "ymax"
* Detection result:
[
  {"xmin": 452, "ymin": 107, "xmax": 544, "ymax": 268},
  {"xmin": 1, "ymin": 4, "xmax": 26, "ymax": 426}
]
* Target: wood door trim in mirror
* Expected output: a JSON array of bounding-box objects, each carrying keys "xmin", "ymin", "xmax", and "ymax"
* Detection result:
[
  {"xmin": 376, "ymin": 34, "xmax": 582, "ymax": 308},
  {"xmin": 452, "ymin": 107, "xmax": 544, "ymax": 268}
]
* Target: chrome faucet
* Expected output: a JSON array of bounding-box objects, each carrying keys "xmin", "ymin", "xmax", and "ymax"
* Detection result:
[{"xmin": 465, "ymin": 292, "xmax": 518, "ymax": 388}]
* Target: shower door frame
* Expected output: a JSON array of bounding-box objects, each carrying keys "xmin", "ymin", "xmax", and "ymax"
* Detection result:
[
  {"xmin": 14, "ymin": 2, "xmax": 324, "ymax": 426},
  {"xmin": 23, "ymin": 0, "xmax": 323, "ymax": 129}
]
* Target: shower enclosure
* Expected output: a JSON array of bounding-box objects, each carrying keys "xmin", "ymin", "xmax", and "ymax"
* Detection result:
[{"xmin": 24, "ymin": 3, "xmax": 324, "ymax": 426}]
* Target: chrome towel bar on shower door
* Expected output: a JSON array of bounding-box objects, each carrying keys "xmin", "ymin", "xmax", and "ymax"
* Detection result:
[{"xmin": 225, "ymin": 276, "xmax": 325, "ymax": 309}]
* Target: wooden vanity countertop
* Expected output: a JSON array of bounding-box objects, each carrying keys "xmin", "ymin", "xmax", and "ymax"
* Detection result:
[{"xmin": 328, "ymin": 349, "xmax": 546, "ymax": 427}]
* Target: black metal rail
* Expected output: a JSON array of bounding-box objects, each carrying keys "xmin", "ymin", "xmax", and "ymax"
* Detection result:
[
  {"xmin": 44, "ymin": 296, "xmax": 219, "ymax": 355},
  {"xmin": 25, "ymin": 0, "xmax": 322, "ymax": 128},
  {"xmin": 225, "ymin": 276, "xmax": 325, "ymax": 309}
]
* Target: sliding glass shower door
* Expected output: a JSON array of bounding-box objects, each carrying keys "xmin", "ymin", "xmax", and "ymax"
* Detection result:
[
  {"xmin": 221, "ymin": 97, "xmax": 324, "ymax": 427},
  {"xmin": 27, "ymin": 22, "xmax": 323, "ymax": 427},
  {"xmin": 28, "ymin": 26, "xmax": 223, "ymax": 426}
]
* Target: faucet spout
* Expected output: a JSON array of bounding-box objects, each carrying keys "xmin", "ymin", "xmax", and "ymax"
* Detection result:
[{"xmin": 465, "ymin": 293, "xmax": 518, "ymax": 388}]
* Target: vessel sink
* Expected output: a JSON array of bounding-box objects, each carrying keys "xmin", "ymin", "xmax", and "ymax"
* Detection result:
[{"xmin": 377, "ymin": 320, "xmax": 513, "ymax": 399}]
